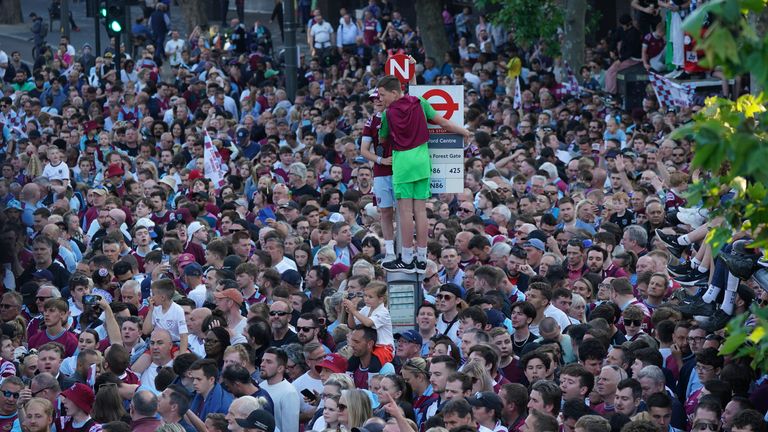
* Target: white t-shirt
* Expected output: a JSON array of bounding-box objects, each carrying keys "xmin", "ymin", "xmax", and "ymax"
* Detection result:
[
  {"xmin": 274, "ymin": 256, "xmax": 298, "ymax": 274},
  {"xmin": 187, "ymin": 284, "xmax": 207, "ymax": 308},
  {"xmin": 544, "ymin": 304, "xmax": 573, "ymax": 331},
  {"xmin": 164, "ymin": 39, "xmax": 185, "ymax": 66},
  {"xmin": 152, "ymin": 302, "xmax": 189, "ymax": 342},
  {"xmin": 139, "ymin": 359, "xmax": 173, "ymax": 394},
  {"xmin": 43, "ymin": 161, "xmax": 70, "ymax": 182},
  {"xmin": 310, "ymin": 21, "xmax": 334, "ymax": 47},
  {"xmin": 262, "ymin": 379, "xmax": 301, "ymax": 432},
  {"xmin": 229, "ymin": 316, "xmax": 247, "ymax": 344},
  {"xmin": 292, "ymin": 371, "xmax": 323, "ymax": 413},
  {"xmin": 436, "ymin": 313, "xmax": 461, "ymax": 347},
  {"xmin": 355, "ymin": 303, "xmax": 393, "ymax": 348},
  {"xmin": 189, "ymin": 334, "xmax": 205, "ymax": 358}
]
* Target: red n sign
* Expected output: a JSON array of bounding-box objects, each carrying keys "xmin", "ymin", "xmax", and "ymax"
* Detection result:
[{"xmin": 385, "ymin": 54, "xmax": 414, "ymax": 83}]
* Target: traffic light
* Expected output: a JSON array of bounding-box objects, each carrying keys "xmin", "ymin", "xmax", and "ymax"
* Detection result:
[{"xmin": 102, "ymin": 1, "xmax": 124, "ymax": 38}]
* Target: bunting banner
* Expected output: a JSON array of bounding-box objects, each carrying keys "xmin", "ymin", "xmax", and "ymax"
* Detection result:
[{"xmin": 204, "ymin": 130, "xmax": 228, "ymax": 192}]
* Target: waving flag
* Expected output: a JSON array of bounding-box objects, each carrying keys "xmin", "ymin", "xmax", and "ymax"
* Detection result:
[
  {"xmin": 563, "ymin": 62, "xmax": 582, "ymax": 96},
  {"xmin": 513, "ymin": 76, "xmax": 522, "ymax": 109},
  {"xmin": 649, "ymin": 72, "xmax": 694, "ymax": 108},
  {"xmin": 204, "ymin": 130, "xmax": 228, "ymax": 192}
]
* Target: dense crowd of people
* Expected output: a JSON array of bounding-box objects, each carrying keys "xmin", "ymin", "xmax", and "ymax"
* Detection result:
[{"xmin": 0, "ymin": 0, "xmax": 765, "ymax": 432}]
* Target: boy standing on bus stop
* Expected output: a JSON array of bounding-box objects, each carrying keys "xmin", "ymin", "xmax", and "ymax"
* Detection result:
[{"xmin": 376, "ymin": 66, "xmax": 471, "ymax": 274}]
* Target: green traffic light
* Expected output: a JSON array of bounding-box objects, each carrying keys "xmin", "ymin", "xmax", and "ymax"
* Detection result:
[
  {"xmin": 109, "ymin": 20, "xmax": 122, "ymax": 32},
  {"xmin": 99, "ymin": 7, "xmax": 107, "ymax": 17}
]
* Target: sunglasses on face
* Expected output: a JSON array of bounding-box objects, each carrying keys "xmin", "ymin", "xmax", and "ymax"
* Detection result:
[
  {"xmin": 347, "ymin": 292, "xmax": 364, "ymax": 299},
  {"xmin": 2, "ymin": 390, "xmax": 19, "ymax": 399},
  {"xmin": 694, "ymin": 423, "xmax": 719, "ymax": 431},
  {"xmin": 338, "ymin": 403, "xmax": 348, "ymax": 411},
  {"xmin": 624, "ymin": 319, "xmax": 642, "ymax": 327},
  {"xmin": 436, "ymin": 294, "xmax": 455, "ymax": 301},
  {"xmin": 297, "ymin": 326, "xmax": 316, "ymax": 333},
  {"xmin": 269, "ymin": 311, "xmax": 290, "ymax": 317}
]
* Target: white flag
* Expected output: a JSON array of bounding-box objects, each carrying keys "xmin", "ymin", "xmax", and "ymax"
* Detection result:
[
  {"xmin": 513, "ymin": 76, "xmax": 522, "ymax": 109},
  {"xmin": 204, "ymin": 130, "xmax": 228, "ymax": 192}
]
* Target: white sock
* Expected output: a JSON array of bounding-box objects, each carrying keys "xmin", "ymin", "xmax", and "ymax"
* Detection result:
[
  {"xmin": 402, "ymin": 247, "xmax": 414, "ymax": 263},
  {"xmin": 702, "ymin": 284, "xmax": 721, "ymax": 303},
  {"xmin": 678, "ymin": 234, "xmax": 692, "ymax": 246},
  {"xmin": 691, "ymin": 257, "xmax": 701, "ymax": 268},
  {"xmin": 417, "ymin": 247, "xmax": 427, "ymax": 262},
  {"xmin": 720, "ymin": 272, "xmax": 739, "ymax": 314},
  {"xmin": 697, "ymin": 265, "xmax": 709, "ymax": 274},
  {"xmin": 384, "ymin": 240, "xmax": 395, "ymax": 256}
]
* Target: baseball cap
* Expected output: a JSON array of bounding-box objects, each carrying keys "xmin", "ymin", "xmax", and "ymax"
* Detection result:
[
  {"xmin": 214, "ymin": 288, "xmax": 244, "ymax": 305},
  {"xmin": 438, "ymin": 283, "xmax": 462, "ymax": 299},
  {"xmin": 105, "ymin": 163, "xmax": 125, "ymax": 178},
  {"xmin": 222, "ymin": 255, "xmax": 243, "ymax": 271},
  {"xmin": 485, "ymin": 309, "xmax": 505, "ymax": 328},
  {"xmin": 467, "ymin": 391, "xmax": 503, "ymax": 416},
  {"xmin": 183, "ymin": 263, "xmax": 203, "ymax": 277},
  {"xmin": 315, "ymin": 353, "xmax": 348, "ymax": 374},
  {"xmin": 394, "ymin": 329, "xmax": 422, "ymax": 345},
  {"xmin": 523, "ymin": 238, "xmax": 546, "ymax": 252},
  {"xmin": 91, "ymin": 186, "xmax": 108, "ymax": 196},
  {"xmin": 368, "ymin": 88, "xmax": 379, "ymax": 100},
  {"xmin": 280, "ymin": 201, "xmax": 301, "ymax": 211},
  {"xmin": 327, "ymin": 213, "xmax": 344, "ymax": 223},
  {"xmin": 31, "ymin": 269, "xmax": 54, "ymax": 282},
  {"xmin": 4, "ymin": 199, "xmax": 22, "ymax": 212},
  {"xmin": 352, "ymin": 424, "xmax": 385, "ymax": 432},
  {"xmin": 280, "ymin": 269, "xmax": 302, "ymax": 287},
  {"xmin": 235, "ymin": 409, "xmax": 275, "ymax": 431},
  {"xmin": 177, "ymin": 253, "xmax": 196, "ymax": 270},
  {"xmin": 330, "ymin": 263, "xmax": 349, "ymax": 279}
]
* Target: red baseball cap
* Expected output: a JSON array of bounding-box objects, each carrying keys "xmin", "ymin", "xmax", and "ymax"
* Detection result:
[
  {"xmin": 214, "ymin": 288, "xmax": 244, "ymax": 306},
  {"xmin": 105, "ymin": 163, "xmax": 124, "ymax": 178},
  {"xmin": 177, "ymin": 253, "xmax": 196, "ymax": 270},
  {"xmin": 315, "ymin": 353, "xmax": 348, "ymax": 374}
]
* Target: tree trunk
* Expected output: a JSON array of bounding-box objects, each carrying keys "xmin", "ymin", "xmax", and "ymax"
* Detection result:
[
  {"xmin": 177, "ymin": 0, "xmax": 208, "ymax": 33},
  {"xmin": 415, "ymin": 0, "xmax": 451, "ymax": 62},
  {"xmin": 0, "ymin": 0, "xmax": 23, "ymax": 25},
  {"xmin": 750, "ymin": 9, "xmax": 768, "ymax": 95},
  {"xmin": 561, "ymin": 0, "xmax": 586, "ymax": 71}
]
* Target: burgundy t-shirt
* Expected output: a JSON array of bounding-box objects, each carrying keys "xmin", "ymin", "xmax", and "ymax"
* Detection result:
[
  {"xmin": 385, "ymin": 95, "xmax": 431, "ymax": 152},
  {"xmin": 363, "ymin": 114, "xmax": 393, "ymax": 177},
  {"xmin": 28, "ymin": 329, "xmax": 79, "ymax": 357}
]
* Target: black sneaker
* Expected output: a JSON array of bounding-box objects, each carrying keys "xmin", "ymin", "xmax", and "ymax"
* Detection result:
[
  {"xmin": 700, "ymin": 309, "xmax": 733, "ymax": 332},
  {"xmin": 656, "ymin": 229, "xmax": 683, "ymax": 249},
  {"xmin": 668, "ymin": 244, "xmax": 688, "ymax": 259},
  {"xmin": 676, "ymin": 298, "xmax": 716, "ymax": 317},
  {"xmin": 668, "ymin": 262, "xmax": 693, "ymax": 277},
  {"xmin": 675, "ymin": 268, "xmax": 708, "ymax": 286},
  {"xmin": 382, "ymin": 255, "xmax": 415, "ymax": 274},
  {"xmin": 414, "ymin": 260, "xmax": 427, "ymax": 275}
]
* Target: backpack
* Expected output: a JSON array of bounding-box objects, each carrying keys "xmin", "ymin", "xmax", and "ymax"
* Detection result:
[{"xmin": 40, "ymin": 21, "xmax": 48, "ymax": 38}]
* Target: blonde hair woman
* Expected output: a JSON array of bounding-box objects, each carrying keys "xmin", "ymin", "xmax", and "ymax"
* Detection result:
[
  {"xmin": 462, "ymin": 359, "xmax": 494, "ymax": 393},
  {"xmin": 339, "ymin": 389, "xmax": 372, "ymax": 430}
]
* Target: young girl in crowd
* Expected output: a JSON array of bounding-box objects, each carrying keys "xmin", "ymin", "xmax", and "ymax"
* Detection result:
[{"xmin": 344, "ymin": 280, "xmax": 394, "ymax": 364}]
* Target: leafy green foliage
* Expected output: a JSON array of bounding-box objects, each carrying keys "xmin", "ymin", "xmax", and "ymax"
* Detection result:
[
  {"xmin": 679, "ymin": 0, "xmax": 768, "ymax": 371},
  {"xmin": 476, "ymin": 0, "xmax": 564, "ymax": 55}
]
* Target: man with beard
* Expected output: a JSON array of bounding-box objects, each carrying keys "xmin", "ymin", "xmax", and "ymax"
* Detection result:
[
  {"xmin": 269, "ymin": 301, "xmax": 299, "ymax": 347},
  {"xmin": 259, "ymin": 347, "xmax": 300, "ymax": 432},
  {"xmin": 439, "ymin": 246, "xmax": 465, "ymax": 288},
  {"xmin": 340, "ymin": 201, "xmax": 364, "ymax": 237},
  {"xmin": 20, "ymin": 397, "xmax": 54, "ymax": 432},
  {"xmin": 354, "ymin": 166, "xmax": 373, "ymax": 195},
  {"xmin": 346, "ymin": 325, "xmax": 395, "ymax": 389},
  {"xmin": 586, "ymin": 246, "xmax": 607, "ymax": 277},
  {"xmin": 213, "ymin": 289, "xmax": 247, "ymax": 344},
  {"xmin": 557, "ymin": 198, "xmax": 577, "ymax": 230}
]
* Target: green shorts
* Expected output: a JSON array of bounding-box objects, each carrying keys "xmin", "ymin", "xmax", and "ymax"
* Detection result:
[{"xmin": 394, "ymin": 177, "xmax": 431, "ymax": 200}]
